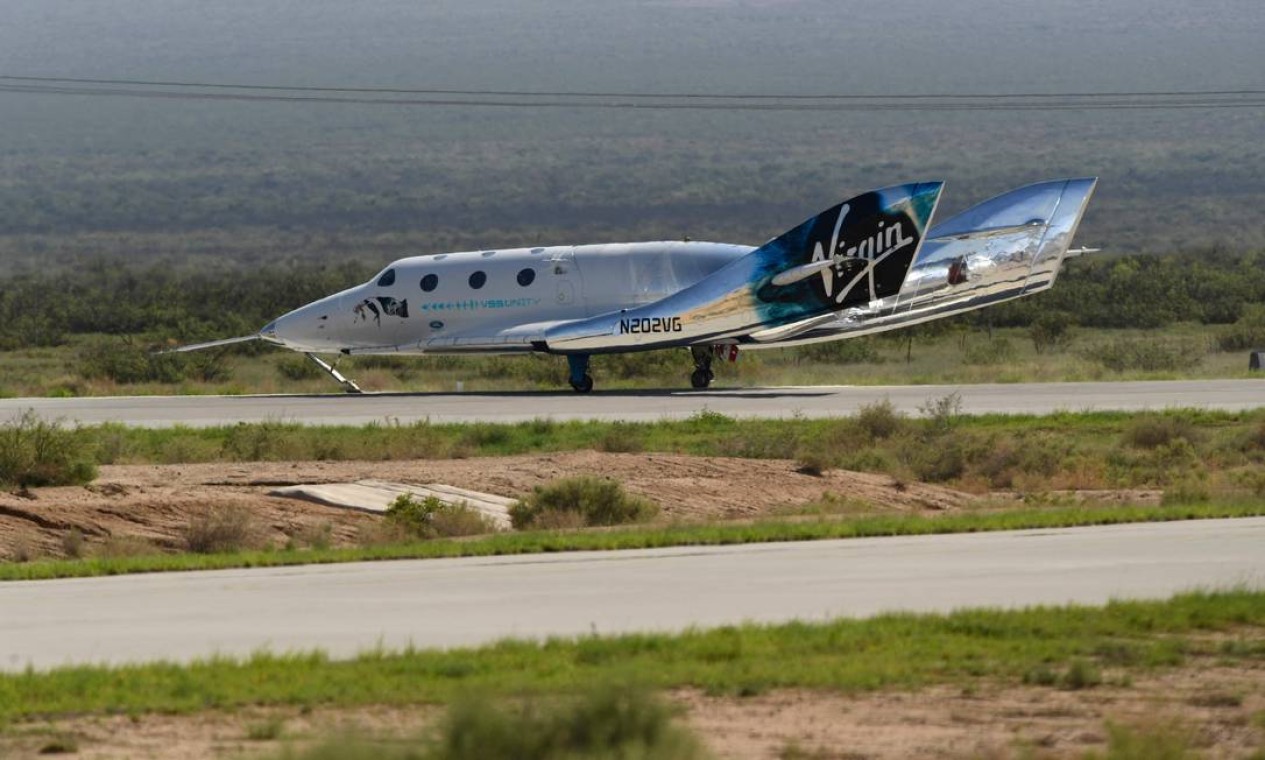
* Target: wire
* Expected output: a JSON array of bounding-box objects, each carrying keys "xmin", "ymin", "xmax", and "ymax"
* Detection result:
[{"xmin": 2, "ymin": 75, "xmax": 1263, "ymax": 112}]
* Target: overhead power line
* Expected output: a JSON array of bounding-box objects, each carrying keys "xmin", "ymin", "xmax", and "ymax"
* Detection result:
[{"xmin": 2, "ymin": 75, "xmax": 1263, "ymax": 112}]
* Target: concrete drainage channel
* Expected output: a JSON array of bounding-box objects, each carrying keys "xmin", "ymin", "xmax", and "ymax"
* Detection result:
[{"xmin": 271, "ymin": 480, "xmax": 514, "ymax": 530}]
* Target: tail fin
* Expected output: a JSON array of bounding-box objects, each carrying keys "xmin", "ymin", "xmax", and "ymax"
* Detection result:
[
  {"xmin": 751, "ymin": 182, "xmax": 943, "ymax": 318},
  {"xmin": 914, "ymin": 177, "xmax": 1097, "ymax": 297}
]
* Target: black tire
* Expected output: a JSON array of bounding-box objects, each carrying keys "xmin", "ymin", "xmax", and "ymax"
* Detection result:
[
  {"xmin": 570, "ymin": 374, "xmax": 594, "ymax": 393},
  {"xmin": 690, "ymin": 369, "xmax": 711, "ymax": 389}
]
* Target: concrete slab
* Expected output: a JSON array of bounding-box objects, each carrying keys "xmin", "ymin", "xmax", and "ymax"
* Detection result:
[{"xmin": 270, "ymin": 480, "xmax": 513, "ymax": 529}]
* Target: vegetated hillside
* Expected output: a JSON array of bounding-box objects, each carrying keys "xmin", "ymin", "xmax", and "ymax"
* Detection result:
[{"xmin": 0, "ymin": 0, "xmax": 1262, "ymax": 273}]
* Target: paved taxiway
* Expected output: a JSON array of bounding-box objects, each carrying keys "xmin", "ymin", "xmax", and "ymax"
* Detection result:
[
  {"xmin": 3, "ymin": 518, "xmax": 1262, "ymax": 671},
  {"xmin": 1, "ymin": 379, "xmax": 1261, "ymax": 427}
]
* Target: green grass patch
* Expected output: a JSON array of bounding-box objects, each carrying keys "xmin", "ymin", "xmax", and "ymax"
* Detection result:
[
  {"xmin": 1, "ymin": 589, "xmax": 1262, "ymax": 725},
  {"xmin": 3, "ymin": 500, "xmax": 1263, "ymax": 582}
]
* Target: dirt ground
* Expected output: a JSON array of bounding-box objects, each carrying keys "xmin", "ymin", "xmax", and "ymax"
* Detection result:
[
  {"xmin": 2, "ymin": 663, "xmax": 1261, "ymax": 759},
  {"xmin": 0, "ymin": 452, "xmax": 974, "ymax": 560}
]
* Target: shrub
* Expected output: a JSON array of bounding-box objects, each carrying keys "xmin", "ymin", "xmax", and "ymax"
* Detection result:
[
  {"xmin": 1062, "ymin": 658, "xmax": 1102, "ymax": 690},
  {"xmin": 185, "ymin": 506, "xmax": 259, "ymax": 554},
  {"xmin": 1123, "ymin": 415, "xmax": 1198, "ymax": 449},
  {"xmin": 918, "ymin": 392, "xmax": 963, "ymax": 433},
  {"xmin": 386, "ymin": 493, "xmax": 497, "ymax": 539},
  {"xmin": 1086, "ymin": 722, "xmax": 1197, "ymax": 760},
  {"xmin": 1029, "ymin": 311, "xmax": 1077, "ymax": 354},
  {"xmin": 0, "ymin": 410, "xmax": 97, "ymax": 488},
  {"xmin": 1217, "ymin": 304, "xmax": 1265, "ymax": 352},
  {"xmin": 59, "ymin": 529, "xmax": 86, "ymax": 558},
  {"xmin": 1079, "ymin": 337, "xmax": 1206, "ymax": 372},
  {"xmin": 510, "ymin": 477, "xmax": 658, "ymax": 529},
  {"xmin": 77, "ymin": 337, "xmax": 194, "ymax": 384},
  {"xmin": 853, "ymin": 399, "xmax": 905, "ymax": 440},
  {"xmin": 430, "ymin": 683, "xmax": 705, "ymax": 760}
]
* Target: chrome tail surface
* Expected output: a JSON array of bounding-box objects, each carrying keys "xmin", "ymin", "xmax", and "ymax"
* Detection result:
[{"xmin": 765, "ymin": 178, "xmax": 1098, "ymax": 346}]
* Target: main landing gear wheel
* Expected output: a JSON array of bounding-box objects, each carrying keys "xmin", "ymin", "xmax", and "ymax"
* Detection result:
[
  {"xmin": 566, "ymin": 354, "xmax": 594, "ymax": 393},
  {"xmin": 688, "ymin": 345, "xmax": 715, "ymax": 390}
]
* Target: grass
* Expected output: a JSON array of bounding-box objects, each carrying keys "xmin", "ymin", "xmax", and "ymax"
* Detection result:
[
  {"xmin": 3, "ymin": 500, "xmax": 1263, "ymax": 581},
  {"xmin": 0, "ymin": 588, "xmax": 1261, "ymax": 725}
]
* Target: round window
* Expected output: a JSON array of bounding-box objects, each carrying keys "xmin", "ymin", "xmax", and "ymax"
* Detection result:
[
  {"xmin": 469, "ymin": 271, "xmax": 487, "ymax": 289},
  {"xmin": 420, "ymin": 273, "xmax": 438, "ymax": 292},
  {"xmin": 516, "ymin": 268, "xmax": 536, "ymax": 287}
]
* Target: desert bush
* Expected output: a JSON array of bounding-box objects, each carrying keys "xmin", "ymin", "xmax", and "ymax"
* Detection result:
[
  {"xmin": 0, "ymin": 410, "xmax": 97, "ymax": 488},
  {"xmin": 794, "ymin": 449, "xmax": 832, "ymax": 476},
  {"xmin": 1079, "ymin": 337, "xmax": 1206, "ymax": 372},
  {"xmin": 1161, "ymin": 477, "xmax": 1211, "ymax": 505},
  {"xmin": 386, "ymin": 493, "xmax": 497, "ymax": 539},
  {"xmin": 918, "ymin": 392, "xmax": 963, "ymax": 433},
  {"xmin": 1216, "ymin": 304, "xmax": 1265, "ymax": 351},
  {"xmin": 1123, "ymin": 415, "xmax": 1198, "ymax": 449},
  {"xmin": 59, "ymin": 529, "xmax": 86, "ymax": 558},
  {"xmin": 853, "ymin": 399, "xmax": 906, "ymax": 441},
  {"xmin": 1085, "ymin": 722, "xmax": 1197, "ymax": 760},
  {"xmin": 430, "ymin": 683, "xmax": 705, "ymax": 760},
  {"xmin": 185, "ymin": 506, "xmax": 259, "ymax": 553},
  {"xmin": 905, "ymin": 435, "xmax": 968, "ymax": 482},
  {"xmin": 1029, "ymin": 311, "xmax": 1077, "ymax": 354},
  {"xmin": 77, "ymin": 337, "xmax": 204, "ymax": 384},
  {"xmin": 510, "ymin": 477, "xmax": 658, "ymax": 529}
]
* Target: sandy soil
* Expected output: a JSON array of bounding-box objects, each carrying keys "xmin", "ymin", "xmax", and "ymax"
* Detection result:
[
  {"xmin": 2, "ymin": 663, "xmax": 1260, "ymax": 759},
  {"xmin": 0, "ymin": 452, "xmax": 973, "ymax": 560}
]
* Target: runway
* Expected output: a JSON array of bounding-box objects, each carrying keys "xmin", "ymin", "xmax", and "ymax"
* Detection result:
[
  {"xmin": 1, "ymin": 379, "xmax": 1261, "ymax": 427},
  {"xmin": 3, "ymin": 518, "xmax": 1262, "ymax": 671}
]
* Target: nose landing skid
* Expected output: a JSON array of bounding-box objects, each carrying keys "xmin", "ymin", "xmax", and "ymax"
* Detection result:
[{"xmin": 305, "ymin": 353, "xmax": 363, "ymax": 394}]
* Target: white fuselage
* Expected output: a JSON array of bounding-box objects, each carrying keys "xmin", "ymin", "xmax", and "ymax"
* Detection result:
[{"xmin": 265, "ymin": 241, "xmax": 752, "ymax": 354}]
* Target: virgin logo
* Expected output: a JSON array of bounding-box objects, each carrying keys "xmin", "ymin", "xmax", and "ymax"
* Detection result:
[{"xmin": 811, "ymin": 205, "xmax": 915, "ymax": 302}]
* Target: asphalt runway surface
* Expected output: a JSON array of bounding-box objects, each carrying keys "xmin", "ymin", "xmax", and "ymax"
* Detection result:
[
  {"xmin": 3, "ymin": 518, "xmax": 1262, "ymax": 671},
  {"xmin": 1, "ymin": 379, "xmax": 1261, "ymax": 427}
]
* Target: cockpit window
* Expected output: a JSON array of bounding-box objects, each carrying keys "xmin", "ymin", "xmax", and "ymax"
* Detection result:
[{"xmin": 376, "ymin": 268, "xmax": 396, "ymax": 287}]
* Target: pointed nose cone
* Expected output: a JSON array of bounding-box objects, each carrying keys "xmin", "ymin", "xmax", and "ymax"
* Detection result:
[
  {"xmin": 259, "ymin": 319, "xmax": 282, "ymax": 345},
  {"xmin": 260, "ymin": 291, "xmax": 350, "ymax": 351}
]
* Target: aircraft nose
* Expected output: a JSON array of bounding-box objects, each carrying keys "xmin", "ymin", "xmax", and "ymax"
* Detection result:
[
  {"xmin": 261, "ymin": 292, "xmax": 348, "ymax": 351},
  {"xmin": 259, "ymin": 319, "xmax": 282, "ymax": 344}
]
